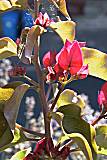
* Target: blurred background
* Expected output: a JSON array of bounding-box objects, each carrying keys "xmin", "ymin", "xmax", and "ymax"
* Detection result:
[{"xmin": 0, "ymin": 0, "xmax": 107, "ymax": 159}]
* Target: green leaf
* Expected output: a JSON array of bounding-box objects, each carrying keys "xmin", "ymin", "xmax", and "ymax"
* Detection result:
[
  {"xmin": 0, "ymin": 103, "xmax": 13, "ymax": 148},
  {"xmin": 17, "ymin": 27, "xmax": 30, "ymax": 64},
  {"xmin": 50, "ymin": 21, "xmax": 76, "ymax": 43},
  {"xmin": 10, "ymin": 148, "xmax": 31, "ymax": 160},
  {"xmin": 0, "ymin": 37, "xmax": 17, "ymax": 60},
  {"xmin": 95, "ymin": 125, "xmax": 107, "ymax": 155},
  {"xmin": 57, "ymin": 89, "xmax": 85, "ymax": 109},
  {"xmin": 0, "ymin": 88, "xmax": 14, "ymax": 101},
  {"xmin": 11, "ymin": 0, "xmax": 28, "ymax": 9},
  {"xmin": 0, "ymin": 0, "xmax": 11, "ymax": 11},
  {"xmin": 0, "ymin": 0, "xmax": 29, "ymax": 12},
  {"xmin": 49, "ymin": 0, "xmax": 70, "ymax": 19},
  {"xmin": 3, "ymin": 82, "xmax": 30, "ymax": 130},
  {"xmin": 51, "ymin": 112, "xmax": 63, "ymax": 126},
  {"xmin": 0, "ymin": 128, "xmax": 28, "ymax": 151},
  {"xmin": 24, "ymin": 25, "xmax": 44, "ymax": 64},
  {"xmin": 59, "ymin": 133, "xmax": 93, "ymax": 160},
  {"xmin": 57, "ymin": 104, "xmax": 98, "ymax": 159},
  {"xmin": 82, "ymin": 47, "xmax": 107, "ymax": 81}
]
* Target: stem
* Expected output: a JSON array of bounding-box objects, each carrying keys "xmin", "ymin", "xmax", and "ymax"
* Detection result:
[
  {"xmin": 70, "ymin": 148, "xmax": 80, "ymax": 153},
  {"xmin": 50, "ymin": 84, "xmax": 64, "ymax": 111},
  {"xmin": 46, "ymin": 85, "xmax": 52, "ymax": 101},
  {"xmin": 34, "ymin": 0, "xmax": 41, "ymax": 19},
  {"xmin": 16, "ymin": 123, "xmax": 45, "ymax": 137},
  {"xmin": 34, "ymin": 59, "xmax": 51, "ymax": 137},
  {"xmin": 23, "ymin": 75, "xmax": 39, "ymax": 88},
  {"xmin": 91, "ymin": 114, "xmax": 107, "ymax": 126},
  {"xmin": 33, "ymin": 35, "xmax": 50, "ymax": 137}
]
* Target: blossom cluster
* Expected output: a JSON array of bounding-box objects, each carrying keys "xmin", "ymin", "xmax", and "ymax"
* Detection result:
[{"xmin": 43, "ymin": 40, "xmax": 88, "ymax": 82}]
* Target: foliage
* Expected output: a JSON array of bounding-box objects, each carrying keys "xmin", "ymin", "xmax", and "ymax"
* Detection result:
[{"xmin": 0, "ymin": 0, "xmax": 107, "ymax": 160}]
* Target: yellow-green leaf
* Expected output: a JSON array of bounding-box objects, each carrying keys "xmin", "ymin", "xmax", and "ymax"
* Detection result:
[
  {"xmin": 0, "ymin": 0, "xmax": 28, "ymax": 12},
  {"xmin": 17, "ymin": 27, "xmax": 30, "ymax": 64},
  {"xmin": 57, "ymin": 104, "xmax": 98, "ymax": 159},
  {"xmin": 57, "ymin": 89, "xmax": 85, "ymax": 109},
  {"xmin": 0, "ymin": 37, "xmax": 17, "ymax": 60},
  {"xmin": 59, "ymin": 133, "xmax": 93, "ymax": 160},
  {"xmin": 95, "ymin": 125, "xmax": 107, "ymax": 155},
  {"xmin": 0, "ymin": 0, "xmax": 11, "ymax": 11},
  {"xmin": 0, "ymin": 127, "xmax": 27, "ymax": 151},
  {"xmin": 82, "ymin": 47, "xmax": 107, "ymax": 81},
  {"xmin": 50, "ymin": 21, "xmax": 76, "ymax": 43},
  {"xmin": 0, "ymin": 88, "xmax": 14, "ymax": 101},
  {"xmin": 49, "ymin": 0, "xmax": 70, "ymax": 19},
  {"xmin": 0, "ymin": 103, "xmax": 13, "ymax": 148},
  {"xmin": 10, "ymin": 148, "xmax": 31, "ymax": 160},
  {"xmin": 10, "ymin": 0, "xmax": 28, "ymax": 9},
  {"xmin": 4, "ymin": 83, "xmax": 30, "ymax": 130},
  {"xmin": 24, "ymin": 25, "xmax": 44, "ymax": 64}
]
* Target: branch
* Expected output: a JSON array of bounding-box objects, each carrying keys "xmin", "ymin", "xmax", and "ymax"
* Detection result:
[
  {"xmin": 16, "ymin": 123, "xmax": 45, "ymax": 137},
  {"xmin": 50, "ymin": 84, "xmax": 64, "ymax": 111},
  {"xmin": 91, "ymin": 114, "xmax": 107, "ymax": 126}
]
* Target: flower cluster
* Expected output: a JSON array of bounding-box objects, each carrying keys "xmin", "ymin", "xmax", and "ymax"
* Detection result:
[
  {"xmin": 24, "ymin": 137, "xmax": 70, "ymax": 160},
  {"xmin": 43, "ymin": 40, "xmax": 88, "ymax": 82},
  {"xmin": 34, "ymin": 12, "xmax": 52, "ymax": 28}
]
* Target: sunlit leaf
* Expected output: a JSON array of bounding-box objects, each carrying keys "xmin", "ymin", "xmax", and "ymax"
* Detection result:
[
  {"xmin": 82, "ymin": 47, "xmax": 107, "ymax": 81},
  {"xmin": 0, "ymin": 128, "xmax": 27, "ymax": 151},
  {"xmin": 17, "ymin": 27, "xmax": 30, "ymax": 64},
  {"xmin": 50, "ymin": 21, "xmax": 75, "ymax": 43},
  {"xmin": 24, "ymin": 25, "xmax": 44, "ymax": 64},
  {"xmin": 49, "ymin": 0, "xmax": 70, "ymax": 19},
  {"xmin": 0, "ymin": 37, "xmax": 17, "ymax": 60},
  {"xmin": 59, "ymin": 133, "xmax": 92, "ymax": 160},
  {"xmin": 0, "ymin": 103, "xmax": 13, "ymax": 148},
  {"xmin": 57, "ymin": 89, "xmax": 85, "ymax": 109},
  {"xmin": 0, "ymin": 0, "xmax": 11, "ymax": 11},
  {"xmin": 51, "ymin": 112, "xmax": 63, "ymax": 126},
  {"xmin": 10, "ymin": 0, "xmax": 28, "ymax": 9},
  {"xmin": 10, "ymin": 148, "xmax": 31, "ymax": 160},
  {"xmin": 3, "ymin": 82, "xmax": 30, "ymax": 130},
  {"xmin": 0, "ymin": 0, "xmax": 29, "ymax": 12},
  {"xmin": 0, "ymin": 88, "xmax": 14, "ymax": 101},
  {"xmin": 57, "ymin": 104, "xmax": 98, "ymax": 159},
  {"xmin": 95, "ymin": 125, "xmax": 107, "ymax": 155}
]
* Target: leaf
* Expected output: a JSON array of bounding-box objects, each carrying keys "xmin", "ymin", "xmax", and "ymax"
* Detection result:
[
  {"xmin": 0, "ymin": 128, "xmax": 28, "ymax": 151},
  {"xmin": 10, "ymin": 148, "xmax": 31, "ymax": 160},
  {"xmin": 0, "ymin": 0, "xmax": 29, "ymax": 12},
  {"xmin": 57, "ymin": 104, "xmax": 98, "ymax": 159},
  {"xmin": 24, "ymin": 25, "xmax": 44, "ymax": 64},
  {"xmin": 59, "ymin": 133, "xmax": 93, "ymax": 160},
  {"xmin": 57, "ymin": 89, "xmax": 85, "ymax": 109},
  {"xmin": 10, "ymin": 0, "xmax": 28, "ymax": 9},
  {"xmin": 0, "ymin": 37, "xmax": 17, "ymax": 60},
  {"xmin": 95, "ymin": 125, "xmax": 107, "ymax": 155},
  {"xmin": 49, "ymin": 0, "xmax": 70, "ymax": 19},
  {"xmin": 0, "ymin": 103, "xmax": 13, "ymax": 148},
  {"xmin": 0, "ymin": 0, "xmax": 11, "ymax": 11},
  {"xmin": 51, "ymin": 112, "xmax": 63, "ymax": 126},
  {"xmin": 82, "ymin": 47, "xmax": 107, "ymax": 81},
  {"xmin": 0, "ymin": 88, "xmax": 14, "ymax": 101},
  {"xmin": 4, "ymin": 82, "xmax": 30, "ymax": 130},
  {"xmin": 50, "ymin": 21, "xmax": 76, "ymax": 43},
  {"xmin": 17, "ymin": 27, "xmax": 30, "ymax": 64}
]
